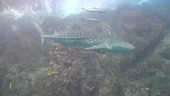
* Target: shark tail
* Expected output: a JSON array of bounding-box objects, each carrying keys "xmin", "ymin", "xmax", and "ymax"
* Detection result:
[{"xmin": 32, "ymin": 21, "xmax": 45, "ymax": 46}]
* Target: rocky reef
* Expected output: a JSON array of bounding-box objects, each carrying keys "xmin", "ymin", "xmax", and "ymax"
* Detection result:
[
  {"xmin": 0, "ymin": 16, "xmax": 46, "ymax": 96},
  {"xmin": 116, "ymin": 4, "xmax": 166, "ymax": 72},
  {"xmin": 1, "ymin": 1, "xmax": 170, "ymax": 96},
  {"xmin": 33, "ymin": 43, "xmax": 99, "ymax": 96},
  {"xmin": 122, "ymin": 29, "xmax": 170, "ymax": 96},
  {"xmin": 119, "ymin": 4, "xmax": 170, "ymax": 96}
]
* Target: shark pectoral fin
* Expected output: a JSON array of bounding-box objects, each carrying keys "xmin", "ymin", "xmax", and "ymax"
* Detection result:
[{"xmin": 85, "ymin": 44, "xmax": 105, "ymax": 50}]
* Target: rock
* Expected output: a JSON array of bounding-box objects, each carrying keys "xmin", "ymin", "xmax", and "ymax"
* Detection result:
[
  {"xmin": 159, "ymin": 48, "xmax": 170, "ymax": 60},
  {"xmin": 115, "ymin": 4, "xmax": 166, "ymax": 72},
  {"xmin": 33, "ymin": 44, "xmax": 99, "ymax": 96}
]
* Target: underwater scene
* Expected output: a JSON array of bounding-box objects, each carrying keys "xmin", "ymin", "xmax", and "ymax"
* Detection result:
[{"xmin": 0, "ymin": 0, "xmax": 170, "ymax": 96}]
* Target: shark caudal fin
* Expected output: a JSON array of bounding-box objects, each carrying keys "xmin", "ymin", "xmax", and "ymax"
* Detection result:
[{"xmin": 32, "ymin": 21, "xmax": 45, "ymax": 46}]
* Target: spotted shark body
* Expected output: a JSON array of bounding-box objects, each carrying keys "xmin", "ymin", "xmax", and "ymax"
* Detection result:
[{"xmin": 41, "ymin": 25, "xmax": 135, "ymax": 53}]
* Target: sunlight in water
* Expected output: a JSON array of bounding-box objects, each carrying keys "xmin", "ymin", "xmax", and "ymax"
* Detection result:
[
  {"xmin": 138, "ymin": 0, "xmax": 149, "ymax": 5},
  {"xmin": 58, "ymin": 0, "xmax": 119, "ymax": 17},
  {"xmin": 61, "ymin": 0, "xmax": 81, "ymax": 17},
  {"xmin": 1, "ymin": 0, "xmax": 150, "ymax": 18},
  {"xmin": 57, "ymin": 0, "xmax": 149, "ymax": 17}
]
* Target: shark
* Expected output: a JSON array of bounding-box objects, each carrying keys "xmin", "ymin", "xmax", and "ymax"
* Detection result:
[
  {"xmin": 82, "ymin": 18, "xmax": 100, "ymax": 22},
  {"xmin": 33, "ymin": 22, "xmax": 135, "ymax": 53},
  {"xmin": 82, "ymin": 7, "xmax": 105, "ymax": 13}
]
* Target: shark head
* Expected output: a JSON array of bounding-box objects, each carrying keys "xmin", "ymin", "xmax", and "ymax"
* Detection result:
[
  {"xmin": 86, "ymin": 38, "xmax": 135, "ymax": 53},
  {"xmin": 104, "ymin": 39, "xmax": 135, "ymax": 53}
]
